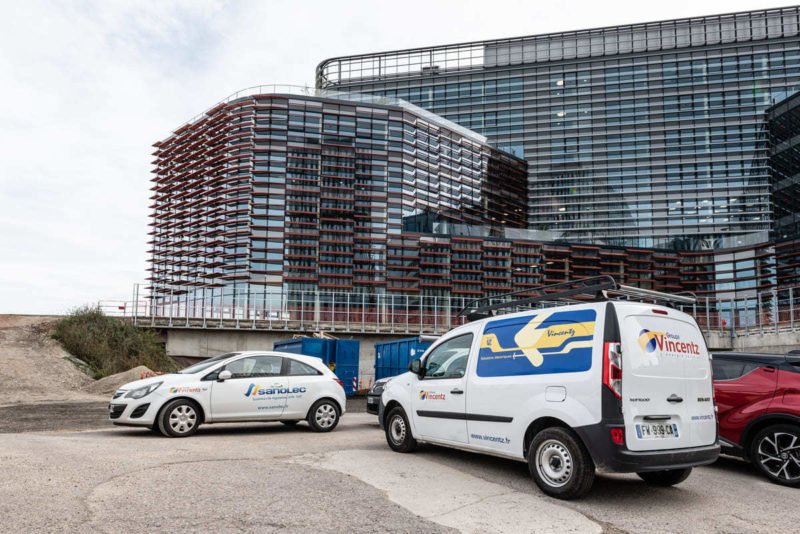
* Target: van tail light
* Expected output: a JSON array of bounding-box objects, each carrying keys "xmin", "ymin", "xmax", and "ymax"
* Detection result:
[
  {"xmin": 333, "ymin": 378, "xmax": 344, "ymax": 389},
  {"xmin": 610, "ymin": 428, "xmax": 624, "ymax": 445},
  {"xmin": 603, "ymin": 342, "xmax": 622, "ymax": 399}
]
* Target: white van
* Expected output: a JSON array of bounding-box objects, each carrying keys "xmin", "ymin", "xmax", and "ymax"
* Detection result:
[{"xmin": 378, "ymin": 277, "xmax": 719, "ymax": 499}]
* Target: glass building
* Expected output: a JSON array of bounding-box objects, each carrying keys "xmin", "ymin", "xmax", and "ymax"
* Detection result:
[
  {"xmin": 148, "ymin": 86, "xmax": 527, "ymax": 304},
  {"xmin": 317, "ymin": 7, "xmax": 800, "ymax": 250},
  {"xmin": 767, "ymin": 90, "xmax": 800, "ymax": 288}
]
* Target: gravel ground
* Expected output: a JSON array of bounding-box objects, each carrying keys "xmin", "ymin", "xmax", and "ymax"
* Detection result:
[{"xmin": 2, "ymin": 410, "xmax": 798, "ymax": 533}]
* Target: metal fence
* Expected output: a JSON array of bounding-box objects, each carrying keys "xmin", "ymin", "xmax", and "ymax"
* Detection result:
[{"xmin": 99, "ymin": 283, "xmax": 800, "ymax": 337}]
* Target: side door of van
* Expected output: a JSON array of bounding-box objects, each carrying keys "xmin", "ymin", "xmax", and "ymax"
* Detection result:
[
  {"xmin": 409, "ymin": 332, "xmax": 474, "ymax": 444},
  {"xmin": 466, "ymin": 308, "xmax": 599, "ymax": 455}
]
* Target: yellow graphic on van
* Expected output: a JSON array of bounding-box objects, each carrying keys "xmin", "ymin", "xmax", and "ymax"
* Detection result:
[{"xmin": 480, "ymin": 314, "xmax": 595, "ymax": 367}]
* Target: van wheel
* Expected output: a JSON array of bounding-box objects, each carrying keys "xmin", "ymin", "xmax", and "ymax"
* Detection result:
[
  {"xmin": 307, "ymin": 399, "xmax": 340, "ymax": 432},
  {"xmin": 385, "ymin": 407, "xmax": 416, "ymax": 453},
  {"xmin": 749, "ymin": 424, "xmax": 800, "ymax": 487},
  {"xmin": 528, "ymin": 427, "xmax": 594, "ymax": 499},
  {"xmin": 157, "ymin": 399, "xmax": 200, "ymax": 438},
  {"xmin": 637, "ymin": 468, "xmax": 692, "ymax": 486}
]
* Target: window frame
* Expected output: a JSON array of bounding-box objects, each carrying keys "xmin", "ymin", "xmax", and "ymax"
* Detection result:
[{"xmin": 421, "ymin": 333, "xmax": 474, "ymax": 380}]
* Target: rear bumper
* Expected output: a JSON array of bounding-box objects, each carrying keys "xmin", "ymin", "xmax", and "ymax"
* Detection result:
[{"xmin": 575, "ymin": 424, "xmax": 720, "ymax": 473}]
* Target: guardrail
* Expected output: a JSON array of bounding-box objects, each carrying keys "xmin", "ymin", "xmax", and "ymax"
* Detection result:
[{"xmin": 99, "ymin": 283, "xmax": 800, "ymax": 337}]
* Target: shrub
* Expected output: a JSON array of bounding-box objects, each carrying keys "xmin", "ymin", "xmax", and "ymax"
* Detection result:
[{"xmin": 53, "ymin": 305, "xmax": 179, "ymax": 377}]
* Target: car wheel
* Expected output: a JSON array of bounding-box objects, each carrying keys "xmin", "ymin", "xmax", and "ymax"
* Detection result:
[
  {"xmin": 637, "ymin": 468, "xmax": 692, "ymax": 486},
  {"xmin": 307, "ymin": 399, "xmax": 340, "ymax": 432},
  {"xmin": 749, "ymin": 424, "xmax": 800, "ymax": 487},
  {"xmin": 528, "ymin": 427, "xmax": 594, "ymax": 499},
  {"xmin": 385, "ymin": 407, "xmax": 416, "ymax": 453},
  {"xmin": 157, "ymin": 399, "xmax": 200, "ymax": 438},
  {"xmin": 281, "ymin": 420, "xmax": 300, "ymax": 427}
]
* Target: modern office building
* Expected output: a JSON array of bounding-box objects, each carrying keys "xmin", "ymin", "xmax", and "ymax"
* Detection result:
[
  {"xmin": 317, "ymin": 7, "xmax": 800, "ymax": 251},
  {"xmin": 147, "ymin": 86, "xmax": 527, "ymax": 305},
  {"xmin": 767, "ymin": 90, "xmax": 800, "ymax": 287}
]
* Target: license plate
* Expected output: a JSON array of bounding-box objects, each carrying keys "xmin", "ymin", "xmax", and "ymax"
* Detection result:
[
  {"xmin": 635, "ymin": 422, "xmax": 679, "ymax": 439},
  {"xmin": 367, "ymin": 398, "xmax": 377, "ymax": 405}
]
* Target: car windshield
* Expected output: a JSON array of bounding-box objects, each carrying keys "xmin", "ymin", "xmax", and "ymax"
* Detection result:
[{"xmin": 178, "ymin": 352, "xmax": 239, "ymax": 374}]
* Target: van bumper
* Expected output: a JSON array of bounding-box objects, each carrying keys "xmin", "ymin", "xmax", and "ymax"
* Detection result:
[{"xmin": 575, "ymin": 424, "xmax": 720, "ymax": 473}]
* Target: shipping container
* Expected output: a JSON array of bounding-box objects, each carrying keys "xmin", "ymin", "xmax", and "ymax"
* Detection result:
[
  {"xmin": 374, "ymin": 338, "xmax": 432, "ymax": 380},
  {"xmin": 273, "ymin": 338, "xmax": 360, "ymax": 396}
]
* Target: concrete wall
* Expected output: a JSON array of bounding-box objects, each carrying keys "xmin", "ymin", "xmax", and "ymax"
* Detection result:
[
  {"xmin": 164, "ymin": 328, "xmax": 415, "ymax": 388},
  {"xmin": 705, "ymin": 330, "xmax": 800, "ymax": 353}
]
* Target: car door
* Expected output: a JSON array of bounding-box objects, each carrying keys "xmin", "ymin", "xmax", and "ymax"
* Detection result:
[
  {"xmin": 210, "ymin": 355, "xmax": 288, "ymax": 420},
  {"xmin": 713, "ymin": 357, "xmax": 777, "ymax": 443},
  {"xmin": 409, "ymin": 332, "xmax": 473, "ymax": 444},
  {"xmin": 283, "ymin": 357, "xmax": 325, "ymax": 419}
]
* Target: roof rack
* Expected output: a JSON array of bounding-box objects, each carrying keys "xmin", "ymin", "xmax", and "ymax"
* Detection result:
[{"xmin": 458, "ymin": 275, "xmax": 696, "ymax": 321}]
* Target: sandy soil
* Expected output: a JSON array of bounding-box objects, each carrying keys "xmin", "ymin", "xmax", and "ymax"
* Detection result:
[{"xmin": 0, "ymin": 315, "xmax": 106, "ymax": 407}]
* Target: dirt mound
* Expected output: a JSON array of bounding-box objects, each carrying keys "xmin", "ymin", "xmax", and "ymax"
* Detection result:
[
  {"xmin": 0, "ymin": 315, "xmax": 105, "ymax": 406},
  {"xmin": 84, "ymin": 366, "xmax": 155, "ymax": 396}
]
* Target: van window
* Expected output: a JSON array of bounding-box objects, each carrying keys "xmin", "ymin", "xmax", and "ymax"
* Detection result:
[
  {"xmin": 424, "ymin": 334, "xmax": 473, "ymax": 379},
  {"xmin": 477, "ymin": 309, "xmax": 596, "ymax": 377}
]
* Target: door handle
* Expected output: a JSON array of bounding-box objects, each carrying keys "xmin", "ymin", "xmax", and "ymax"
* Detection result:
[
  {"xmin": 450, "ymin": 388, "xmax": 464, "ymax": 394},
  {"xmin": 644, "ymin": 415, "xmax": 671, "ymax": 421},
  {"xmin": 667, "ymin": 394, "xmax": 683, "ymax": 403}
]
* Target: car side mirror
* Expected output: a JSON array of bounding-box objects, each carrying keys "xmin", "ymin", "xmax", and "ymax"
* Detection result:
[
  {"xmin": 408, "ymin": 359, "xmax": 425, "ymax": 377},
  {"xmin": 217, "ymin": 370, "xmax": 232, "ymax": 381}
]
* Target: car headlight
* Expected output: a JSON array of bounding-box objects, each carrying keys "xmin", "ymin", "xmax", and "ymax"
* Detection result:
[
  {"xmin": 371, "ymin": 380, "xmax": 389, "ymax": 394},
  {"xmin": 125, "ymin": 382, "xmax": 163, "ymax": 399}
]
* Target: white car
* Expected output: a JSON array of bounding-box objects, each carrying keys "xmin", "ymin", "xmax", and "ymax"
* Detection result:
[
  {"xmin": 109, "ymin": 351, "xmax": 347, "ymax": 437},
  {"xmin": 378, "ymin": 279, "xmax": 720, "ymax": 499}
]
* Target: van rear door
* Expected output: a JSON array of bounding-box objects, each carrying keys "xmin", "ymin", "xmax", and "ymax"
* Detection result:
[{"xmin": 614, "ymin": 303, "xmax": 716, "ymax": 452}]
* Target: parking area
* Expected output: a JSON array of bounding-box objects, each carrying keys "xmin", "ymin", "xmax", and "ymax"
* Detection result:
[{"xmin": 0, "ymin": 407, "xmax": 797, "ymax": 534}]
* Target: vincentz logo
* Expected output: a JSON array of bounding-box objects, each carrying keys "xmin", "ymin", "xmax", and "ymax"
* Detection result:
[
  {"xmin": 419, "ymin": 390, "xmax": 446, "ymax": 400},
  {"xmin": 245, "ymin": 384, "xmax": 307, "ymax": 397},
  {"xmin": 638, "ymin": 329, "xmax": 700, "ymax": 356}
]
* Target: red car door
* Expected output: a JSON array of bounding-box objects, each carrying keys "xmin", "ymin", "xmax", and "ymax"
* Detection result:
[{"xmin": 714, "ymin": 358, "xmax": 778, "ymax": 445}]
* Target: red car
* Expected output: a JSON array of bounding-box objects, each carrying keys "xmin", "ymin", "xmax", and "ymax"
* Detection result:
[{"xmin": 713, "ymin": 351, "xmax": 800, "ymax": 486}]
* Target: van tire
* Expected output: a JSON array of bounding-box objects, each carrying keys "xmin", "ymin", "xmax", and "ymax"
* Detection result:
[
  {"xmin": 385, "ymin": 407, "xmax": 416, "ymax": 453},
  {"xmin": 528, "ymin": 427, "xmax": 594, "ymax": 499},
  {"xmin": 636, "ymin": 468, "xmax": 692, "ymax": 486}
]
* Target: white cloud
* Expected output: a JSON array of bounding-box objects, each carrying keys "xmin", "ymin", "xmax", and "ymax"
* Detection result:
[{"xmin": 0, "ymin": 0, "xmax": 786, "ymax": 314}]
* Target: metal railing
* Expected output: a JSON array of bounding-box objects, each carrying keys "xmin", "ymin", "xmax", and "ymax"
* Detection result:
[{"xmin": 99, "ymin": 283, "xmax": 800, "ymax": 337}]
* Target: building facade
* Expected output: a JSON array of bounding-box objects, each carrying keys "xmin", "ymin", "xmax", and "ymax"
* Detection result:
[
  {"xmin": 767, "ymin": 90, "xmax": 800, "ymax": 289},
  {"xmin": 148, "ymin": 87, "xmax": 527, "ymax": 305},
  {"xmin": 317, "ymin": 7, "xmax": 800, "ymax": 250}
]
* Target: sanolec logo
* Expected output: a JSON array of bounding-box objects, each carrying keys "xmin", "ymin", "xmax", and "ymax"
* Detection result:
[{"xmin": 245, "ymin": 384, "xmax": 307, "ymax": 397}]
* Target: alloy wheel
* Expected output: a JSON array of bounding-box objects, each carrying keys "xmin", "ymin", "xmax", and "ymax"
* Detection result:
[{"xmin": 757, "ymin": 431, "xmax": 800, "ymax": 482}]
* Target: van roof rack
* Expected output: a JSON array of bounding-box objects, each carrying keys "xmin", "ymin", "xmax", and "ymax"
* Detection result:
[{"xmin": 458, "ymin": 275, "xmax": 696, "ymax": 321}]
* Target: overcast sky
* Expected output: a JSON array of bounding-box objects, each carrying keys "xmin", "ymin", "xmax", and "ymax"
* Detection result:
[{"xmin": 0, "ymin": 0, "xmax": 789, "ymax": 314}]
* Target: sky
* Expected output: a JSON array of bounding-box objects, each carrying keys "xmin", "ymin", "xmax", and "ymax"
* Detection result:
[{"xmin": 0, "ymin": 0, "xmax": 790, "ymax": 314}]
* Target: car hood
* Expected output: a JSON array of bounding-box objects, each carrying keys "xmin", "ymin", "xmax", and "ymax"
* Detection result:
[{"xmin": 116, "ymin": 373, "xmax": 188, "ymax": 392}]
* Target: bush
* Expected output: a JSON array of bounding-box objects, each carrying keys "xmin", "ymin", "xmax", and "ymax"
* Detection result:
[{"xmin": 53, "ymin": 305, "xmax": 179, "ymax": 378}]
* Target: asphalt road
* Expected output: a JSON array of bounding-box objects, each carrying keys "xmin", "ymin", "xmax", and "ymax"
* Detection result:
[{"xmin": 0, "ymin": 408, "xmax": 797, "ymax": 533}]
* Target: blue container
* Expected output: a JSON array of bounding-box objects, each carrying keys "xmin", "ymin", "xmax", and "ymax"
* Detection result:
[
  {"xmin": 273, "ymin": 337, "xmax": 360, "ymax": 396},
  {"xmin": 374, "ymin": 338, "xmax": 432, "ymax": 380}
]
